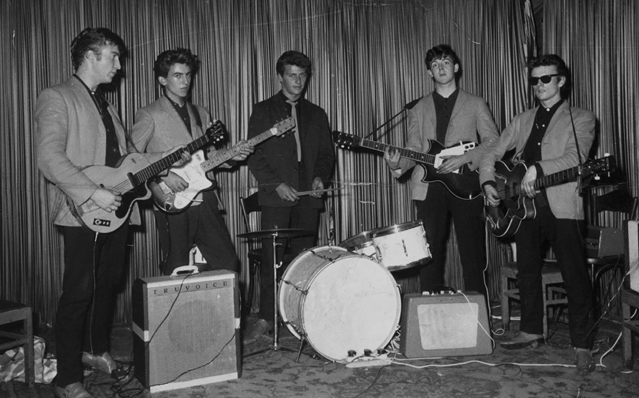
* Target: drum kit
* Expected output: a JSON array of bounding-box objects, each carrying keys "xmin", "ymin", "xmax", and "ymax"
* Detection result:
[{"xmin": 238, "ymin": 220, "xmax": 431, "ymax": 363}]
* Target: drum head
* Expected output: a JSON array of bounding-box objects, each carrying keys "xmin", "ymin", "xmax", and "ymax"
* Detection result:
[
  {"xmin": 371, "ymin": 220, "xmax": 423, "ymax": 238},
  {"xmin": 298, "ymin": 255, "xmax": 400, "ymax": 362}
]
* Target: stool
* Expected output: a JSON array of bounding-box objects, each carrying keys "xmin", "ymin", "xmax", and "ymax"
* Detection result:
[
  {"xmin": 500, "ymin": 261, "xmax": 568, "ymax": 337},
  {"xmin": 0, "ymin": 300, "xmax": 34, "ymax": 386}
]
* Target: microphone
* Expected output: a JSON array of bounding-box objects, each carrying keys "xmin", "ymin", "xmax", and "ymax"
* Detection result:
[{"xmin": 404, "ymin": 96, "xmax": 423, "ymax": 110}]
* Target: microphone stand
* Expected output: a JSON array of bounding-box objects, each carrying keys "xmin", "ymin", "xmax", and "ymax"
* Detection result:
[{"xmin": 363, "ymin": 96, "xmax": 423, "ymax": 140}]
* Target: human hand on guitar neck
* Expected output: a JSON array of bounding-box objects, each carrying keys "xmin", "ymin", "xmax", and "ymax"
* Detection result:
[
  {"xmin": 383, "ymin": 147, "xmax": 470, "ymax": 174},
  {"xmin": 228, "ymin": 140, "xmax": 255, "ymax": 162}
]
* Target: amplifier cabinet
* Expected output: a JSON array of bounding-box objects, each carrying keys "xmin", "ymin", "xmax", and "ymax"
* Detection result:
[
  {"xmin": 132, "ymin": 270, "xmax": 240, "ymax": 393},
  {"xmin": 400, "ymin": 292, "xmax": 493, "ymax": 358}
]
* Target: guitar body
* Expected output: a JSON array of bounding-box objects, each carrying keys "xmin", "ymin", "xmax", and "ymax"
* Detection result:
[
  {"xmin": 484, "ymin": 161, "xmax": 536, "ymax": 238},
  {"xmin": 149, "ymin": 149, "xmax": 213, "ymax": 213},
  {"xmin": 416, "ymin": 140, "xmax": 481, "ymax": 200},
  {"xmin": 73, "ymin": 153, "xmax": 153, "ymax": 233}
]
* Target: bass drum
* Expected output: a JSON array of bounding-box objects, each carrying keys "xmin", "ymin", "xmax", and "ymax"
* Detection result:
[{"xmin": 279, "ymin": 246, "xmax": 401, "ymax": 363}]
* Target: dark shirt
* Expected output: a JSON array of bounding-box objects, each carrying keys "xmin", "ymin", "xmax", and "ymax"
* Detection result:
[
  {"xmin": 433, "ymin": 89, "xmax": 459, "ymax": 144},
  {"xmin": 74, "ymin": 75, "xmax": 121, "ymax": 167},
  {"xmin": 522, "ymin": 99, "xmax": 563, "ymax": 164},
  {"xmin": 166, "ymin": 96, "xmax": 192, "ymax": 136}
]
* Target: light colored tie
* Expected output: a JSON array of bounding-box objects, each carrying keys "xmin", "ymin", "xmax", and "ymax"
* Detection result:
[{"xmin": 287, "ymin": 99, "xmax": 302, "ymax": 162}]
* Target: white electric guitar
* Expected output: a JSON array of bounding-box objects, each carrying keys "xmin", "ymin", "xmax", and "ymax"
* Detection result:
[{"xmin": 150, "ymin": 117, "xmax": 295, "ymax": 212}]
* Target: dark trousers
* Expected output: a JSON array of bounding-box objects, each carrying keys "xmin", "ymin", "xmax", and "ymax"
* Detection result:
[
  {"xmin": 258, "ymin": 200, "xmax": 319, "ymax": 321},
  {"xmin": 155, "ymin": 190, "xmax": 239, "ymax": 276},
  {"xmin": 515, "ymin": 205, "xmax": 594, "ymax": 348},
  {"xmin": 416, "ymin": 183, "xmax": 487, "ymax": 298},
  {"xmin": 55, "ymin": 224, "xmax": 129, "ymax": 387}
]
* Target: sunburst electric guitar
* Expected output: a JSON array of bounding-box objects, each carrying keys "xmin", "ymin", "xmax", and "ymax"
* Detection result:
[
  {"xmin": 70, "ymin": 121, "xmax": 225, "ymax": 233},
  {"xmin": 484, "ymin": 155, "xmax": 616, "ymax": 238},
  {"xmin": 334, "ymin": 131, "xmax": 480, "ymax": 199},
  {"xmin": 150, "ymin": 117, "xmax": 296, "ymax": 213}
]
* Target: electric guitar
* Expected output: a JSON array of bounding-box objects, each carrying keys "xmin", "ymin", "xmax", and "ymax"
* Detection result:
[
  {"xmin": 334, "ymin": 131, "xmax": 481, "ymax": 199},
  {"xmin": 484, "ymin": 155, "xmax": 616, "ymax": 238},
  {"xmin": 150, "ymin": 117, "xmax": 296, "ymax": 213},
  {"xmin": 70, "ymin": 121, "xmax": 225, "ymax": 233}
]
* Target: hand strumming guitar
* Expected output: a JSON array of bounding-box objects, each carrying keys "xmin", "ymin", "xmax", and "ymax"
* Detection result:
[
  {"xmin": 437, "ymin": 153, "xmax": 470, "ymax": 174},
  {"xmin": 90, "ymin": 188, "xmax": 122, "ymax": 213}
]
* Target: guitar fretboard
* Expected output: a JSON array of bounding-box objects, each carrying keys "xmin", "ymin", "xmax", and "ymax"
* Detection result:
[
  {"xmin": 200, "ymin": 129, "xmax": 276, "ymax": 172},
  {"xmin": 358, "ymin": 139, "xmax": 438, "ymax": 165}
]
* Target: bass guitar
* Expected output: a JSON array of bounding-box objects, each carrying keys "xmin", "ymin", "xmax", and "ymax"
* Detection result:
[
  {"xmin": 334, "ymin": 131, "xmax": 480, "ymax": 199},
  {"xmin": 150, "ymin": 117, "xmax": 295, "ymax": 212},
  {"xmin": 484, "ymin": 155, "xmax": 616, "ymax": 238},
  {"xmin": 70, "ymin": 121, "xmax": 225, "ymax": 233}
]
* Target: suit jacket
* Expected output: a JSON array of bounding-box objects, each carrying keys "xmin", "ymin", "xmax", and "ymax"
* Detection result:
[
  {"xmin": 479, "ymin": 101, "xmax": 596, "ymax": 219},
  {"xmin": 247, "ymin": 91, "xmax": 335, "ymax": 208},
  {"xmin": 129, "ymin": 96, "xmax": 210, "ymax": 154},
  {"xmin": 35, "ymin": 76, "xmax": 159, "ymax": 227},
  {"xmin": 395, "ymin": 89, "xmax": 499, "ymax": 200}
]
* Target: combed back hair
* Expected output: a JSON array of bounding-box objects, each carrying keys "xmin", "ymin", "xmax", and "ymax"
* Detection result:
[
  {"xmin": 154, "ymin": 48, "xmax": 199, "ymax": 80},
  {"xmin": 70, "ymin": 27, "xmax": 127, "ymax": 71},
  {"xmin": 528, "ymin": 54, "xmax": 571, "ymax": 96},
  {"xmin": 276, "ymin": 51, "xmax": 312, "ymax": 76},
  {"xmin": 425, "ymin": 44, "xmax": 460, "ymax": 71}
]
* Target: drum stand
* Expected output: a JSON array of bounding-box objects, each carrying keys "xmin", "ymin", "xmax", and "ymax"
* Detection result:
[{"xmin": 244, "ymin": 231, "xmax": 312, "ymax": 361}]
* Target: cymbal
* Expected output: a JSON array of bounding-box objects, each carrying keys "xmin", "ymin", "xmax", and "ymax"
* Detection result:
[{"xmin": 237, "ymin": 228, "xmax": 314, "ymax": 239}]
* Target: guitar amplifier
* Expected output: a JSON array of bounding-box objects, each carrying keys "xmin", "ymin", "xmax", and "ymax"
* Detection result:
[
  {"xmin": 132, "ymin": 270, "xmax": 240, "ymax": 393},
  {"xmin": 586, "ymin": 226, "xmax": 624, "ymax": 258},
  {"xmin": 400, "ymin": 292, "xmax": 493, "ymax": 358}
]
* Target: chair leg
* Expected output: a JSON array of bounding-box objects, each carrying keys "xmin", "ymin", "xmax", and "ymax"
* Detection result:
[
  {"xmin": 622, "ymin": 301, "xmax": 634, "ymax": 370},
  {"xmin": 501, "ymin": 276, "xmax": 510, "ymax": 331}
]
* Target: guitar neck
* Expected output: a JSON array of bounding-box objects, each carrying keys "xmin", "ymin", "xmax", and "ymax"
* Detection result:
[
  {"xmin": 358, "ymin": 139, "xmax": 436, "ymax": 165},
  {"xmin": 535, "ymin": 166, "xmax": 581, "ymax": 191},
  {"xmin": 200, "ymin": 128, "xmax": 276, "ymax": 172}
]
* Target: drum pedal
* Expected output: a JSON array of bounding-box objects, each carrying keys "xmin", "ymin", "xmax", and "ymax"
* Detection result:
[{"xmin": 345, "ymin": 354, "xmax": 391, "ymax": 368}]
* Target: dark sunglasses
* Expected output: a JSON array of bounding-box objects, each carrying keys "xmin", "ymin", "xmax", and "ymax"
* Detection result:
[{"xmin": 528, "ymin": 74, "xmax": 561, "ymax": 86}]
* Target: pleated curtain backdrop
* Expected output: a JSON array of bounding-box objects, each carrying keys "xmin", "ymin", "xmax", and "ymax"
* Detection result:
[{"xmin": 3, "ymin": 0, "xmax": 637, "ymax": 327}]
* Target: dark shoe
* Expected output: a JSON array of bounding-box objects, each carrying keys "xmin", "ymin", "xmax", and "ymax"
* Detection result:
[
  {"xmin": 500, "ymin": 332, "xmax": 545, "ymax": 350},
  {"xmin": 244, "ymin": 318, "xmax": 272, "ymax": 344},
  {"xmin": 575, "ymin": 348, "xmax": 596, "ymax": 374},
  {"xmin": 53, "ymin": 382, "xmax": 93, "ymax": 398},
  {"xmin": 82, "ymin": 351, "xmax": 118, "ymax": 377}
]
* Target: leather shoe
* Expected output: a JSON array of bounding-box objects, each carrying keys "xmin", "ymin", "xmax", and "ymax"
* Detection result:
[
  {"xmin": 500, "ymin": 332, "xmax": 545, "ymax": 350},
  {"xmin": 53, "ymin": 382, "xmax": 93, "ymax": 398},
  {"xmin": 81, "ymin": 351, "xmax": 118, "ymax": 377},
  {"xmin": 575, "ymin": 348, "xmax": 596, "ymax": 374},
  {"xmin": 244, "ymin": 318, "xmax": 272, "ymax": 344}
]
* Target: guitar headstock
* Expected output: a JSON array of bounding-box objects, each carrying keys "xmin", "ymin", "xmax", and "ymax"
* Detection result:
[
  {"xmin": 274, "ymin": 117, "xmax": 296, "ymax": 137},
  {"xmin": 333, "ymin": 131, "xmax": 362, "ymax": 150},
  {"xmin": 583, "ymin": 155, "xmax": 616, "ymax": 177},
  {"xmin": 206, "ymin": 120, "xmax": 227, "ymax": 144}
]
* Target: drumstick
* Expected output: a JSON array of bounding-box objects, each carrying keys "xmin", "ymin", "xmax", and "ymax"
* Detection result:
[{"xmin": 296, "ymin": 188, "xmax": 341, "ymax": 196}]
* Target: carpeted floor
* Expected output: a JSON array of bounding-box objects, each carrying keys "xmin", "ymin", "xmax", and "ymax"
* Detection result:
[{"xmin": 3, "ymin": 307, "xmax": 639, "ymax": 398}]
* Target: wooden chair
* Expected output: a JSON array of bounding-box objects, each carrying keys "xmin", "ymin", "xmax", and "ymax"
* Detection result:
[
  {"xmin": 587, "ymin": 190, "xmax": 638, "ymax": 318},
  {"xmin": 0, "ymin": 300, "xmax": 35, "ymax": 387},
  {"xmin": 239, "ymin": 192, "xmax": 262, "ymax": 315},
  {"xmin": 500, "ymin": 260, "xmax": 568, "ymax": 338}
]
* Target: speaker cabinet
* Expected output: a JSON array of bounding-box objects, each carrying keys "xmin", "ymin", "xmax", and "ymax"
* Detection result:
[
  {"xmin": 132, "ymin": 270, "xmax": 240, "ymax": 393},
  {"xmin": 626, "ymin": 221, "xmax": 639, "ymax": 293},
  {"xmin": 400, "ymin": 292, "xmax": 492, "ymax": 358}
]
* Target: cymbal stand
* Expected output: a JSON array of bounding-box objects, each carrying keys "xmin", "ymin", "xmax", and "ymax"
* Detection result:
[{"xmin": 244, "ymin": 231, "xmax": 298, "ymax": 358}]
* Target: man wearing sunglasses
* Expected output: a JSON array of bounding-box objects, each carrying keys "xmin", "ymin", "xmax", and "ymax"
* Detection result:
[{"xmin": 480, "ymin": 54, "xmax": 596, "ymax": 374}]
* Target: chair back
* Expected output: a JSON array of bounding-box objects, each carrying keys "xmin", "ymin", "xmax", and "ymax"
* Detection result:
[{"xmin": 240, "ymin": 192, "xmax": 260, "ymax": 233}]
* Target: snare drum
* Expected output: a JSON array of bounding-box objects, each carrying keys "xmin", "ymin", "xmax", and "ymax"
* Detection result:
[
  {"xmin": 279, "ymin": 246, "xmax": 401, "ymax": 363},
  {"xmin": 371, "ymin": 220, "xmax": 431, "ymax": 271},
  {"xmin": 339, "ymin": 230, "xmax": 376, "ymax": 259}
]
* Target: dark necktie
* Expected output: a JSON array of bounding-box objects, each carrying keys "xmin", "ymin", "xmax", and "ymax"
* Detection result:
[{"xmin": 286, "ymin": 99, "xmax": 302, "ymax": 162}]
